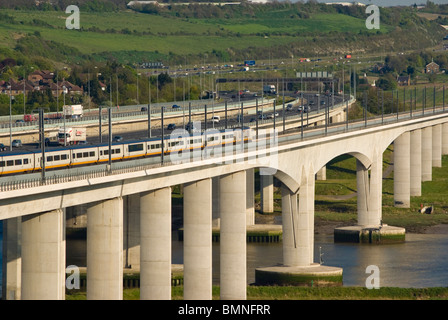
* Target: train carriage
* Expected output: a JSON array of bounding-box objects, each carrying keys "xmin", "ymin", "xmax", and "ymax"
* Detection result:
[
  {"xmin": 98, "ymin": 143, "xmax": 125, "ymax": 163},
  {"xmin": 38, "ymin": 148, "xmax": 71, "ymax": 170},
  {"xmin": 0, "ymin": 150, "xmax": 36, "ymax": 175},
  {"xmin": 70, "ymin": 145, "xmax": 100, "ymax": 167},
  {"xmin": 146, "ymin": 138, "xmax": 163, "ymax": 157},
  {"xmin": 123, "ymin": 141, "xmax": 147, "ymax": 160},
  {"xmin": 0, "ymin": 127, "xmax": 254, "ymax": 177}
]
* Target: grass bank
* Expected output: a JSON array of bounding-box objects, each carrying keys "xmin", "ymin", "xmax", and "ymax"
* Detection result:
[
  {"xmin": 313, "ymin": 149, "xmax": 448, "ymax": 232},
  {"xmin": 66, "ymin": 286, "xmax": 448, "ymax": 300}
]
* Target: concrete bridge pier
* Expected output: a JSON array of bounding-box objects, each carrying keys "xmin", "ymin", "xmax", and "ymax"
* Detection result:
[
  {"xmin": 219, "ymin": 170, "xmax": 247, "ymax": 300},
  {"xmin": 255, "ymin": 168, "xmax": 343, "ymax": 287},
  {"xmin": 86, "ymin": 197, "xmax": 123, "ymax": 300},
  {"xmin": 422, "ymin": 126, "xmax": 433, "ymax": 182},
  {"xmin": 140, "ymin": 188, "xmax": 172, "ymax": 300},
  {"xmin": 410, "ymin": 129, "xmax": 422, "ymax": 196},
  {"xmin": 123, "ymin": 194, "xmax": 140, "ymax": 270},
  {"xmin": 2, "ymin": 217, "xmax": 22, "ymax": 300},
  {"xmin": 394, "ymin": 132, "xmax": 411, "ymax": 208},
  {"xmin": 21, "ymin": 209, "xmax": 66, "ymax": 300},
  {"xmin": 316, "ymin": 166, "xmax": 327, "ymax": 181},
  {"xmin": 442, "ymin": 123, "xmax": 448, "ymax": 155},
  {"xmin": 432, "ymin": 124, "xmax": 442, "ymax": 168},
  {"xmin": 335, "ymin": 153, "xmax": 405, "ymax": 243},
  {"xmin": 260, "ymin": 174, "xmax": 274, "ymax": 213},
  {"xmin": 246, "ymin": 169, "xmax": 255, "ymax": 226},
  {"xmin": 183, "ymin": 179, "xmax": 212, "ymax": 300}
]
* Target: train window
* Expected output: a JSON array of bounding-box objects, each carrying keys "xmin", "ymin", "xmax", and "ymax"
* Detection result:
[
  {"xmin": 24, "ymin": 159, "xmax": 29, "ymax": 165},
  {"xmin": 89, "ymin": 151, "xmax": 95, "ymax": 157},
  {"xmin": 83, "ymin": 152, "xmax": 88, "ymax": 157},
  {"xmin": 77, "ymin": 153, "xmax": 82, "ymax": 158},
  {"xmin": 61, "ymin": 154, "xmax": 67, "ymax": 160},
  {"xmin": 104, "ymin": 150, "xmax": 109, "ymax": 155},
  {"xmin": 0, "ymin": 161, "xmax": 4, "ymax": 167},
  {"xmin": 129, "ymin": 144, "xmax": 144, "ymax": 152},
  {"xmin": 47, "ymin": 156, "xmax": 53, "ymax": 162},
  {"xmin": 115, "ymin": 149, "xmax": 120, "ymax": 154},
  {"xmin": 54, "ymin": 155, "xmax": 60, "ymax": 161},
  {"xmin": 15, "ymin": 159, "xmax": 22, "ymax": 165},
  {"xmin": 6, "ymin": 160, "xmax": 13, "ymax": 166}
]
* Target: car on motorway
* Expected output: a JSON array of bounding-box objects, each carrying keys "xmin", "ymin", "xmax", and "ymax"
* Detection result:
[
  {"xmin": 172, "ymin": 104, "xmax": 181, "ymax": 109},
  {"xmin": 15, "ymin": 119, "xmax": 25, "ymax": 123},
  {"xmin": 78, "ymin": 140, "xmax": 89, "ymax": 145},
  {"xmin": 286, "ymin": 104, "xmax": 293, "ymax": 111},
  {"xmin": 297, "ymin": 106, "xmax": 303, "ymax": 112},
  {"xmin": 12, "ymin": 139, "xmax": 22, "ymax": 147},
  {"xmin": 113, "ymin": 136, "xmax": 123, "ymax": 142},
  {"xmin": 0, "ymin": 143, "xmax": 6, "ymax": 151},
  {"xmin": 167, "ymin": 123, "xmax": 176, "ymax": 130},
  {"xmin": 258, "ymin": 114, "xmax": 267, "ymax": 120},
  {"xmin": 303, "ymin": 106, "xmax": 310, "ymax": 113},
  {"xmin": 141, "ymin": 106, "xmax": 148, "ymax": 112},
  {"xmin": 211, "ymin": 116, "xmax": 220, "ymax": 123}
]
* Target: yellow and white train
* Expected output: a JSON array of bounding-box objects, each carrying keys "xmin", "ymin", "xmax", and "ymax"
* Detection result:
[{"xmin": 0, "ymin": 127, "xmax": 253, "ymax": 176}]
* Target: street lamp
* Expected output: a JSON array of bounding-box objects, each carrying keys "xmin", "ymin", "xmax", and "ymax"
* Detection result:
[
  {"xmin": 8, "ymin": 82, "xmax": 12, "ymax": 151},
  {"xmin": 137, "ymin": 72, "xmax": 141, "ymax": 105},
  {"xmin": 63, "ymin": 85, "xmax": 66, "ymax": 146}
]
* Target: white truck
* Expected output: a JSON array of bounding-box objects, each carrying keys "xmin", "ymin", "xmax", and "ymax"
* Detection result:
[
  {"xmin": 263, "ymin": 85, "xmax": 276, "ymax": 94},
  {"xmin": 58, "ymin": 127, "xmax": 87, "ymax": 145},
  {"xmin": 63, "ymin": 104, "xmax": 83, "ymax": 119}
]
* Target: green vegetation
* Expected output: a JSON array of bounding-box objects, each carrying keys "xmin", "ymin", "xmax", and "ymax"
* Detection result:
[
  {"xmin": 0, "ymin": 2, "xmax": 445, "ymax": 67},
  {"xmin": 0, "ymin": 2, "xmax": 447, "ymax": 115},
  {"xmin": 65, "ymin": 286, "xmax": 448, "ymax": 300},
  {"xmin": 314, "ymin": 150, "xmax": 448, "ymax": 231}
]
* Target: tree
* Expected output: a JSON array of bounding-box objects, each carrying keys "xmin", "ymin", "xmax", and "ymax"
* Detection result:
[{"xmin": 376, "ymin": 74, "xmax": 397, "ymax": 91}]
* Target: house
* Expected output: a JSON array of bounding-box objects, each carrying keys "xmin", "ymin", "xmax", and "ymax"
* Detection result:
[
  {"xmin": 397, "ymin": 75, "xmax": 410, "ymax": 86},
  {"xmin": 426, "ymin": 60, "xmax": 440, "ymax": 74},
  {"xmin": 28, "ymin": 70, "xmax": 54, "ymax": 85},
  {"xmin": 3, "ymin": 79, "xmax": 35, "ymax": 96},
  {"xmin": 59, "ymin": 80, "xmax": 83, "ymax": 95}
]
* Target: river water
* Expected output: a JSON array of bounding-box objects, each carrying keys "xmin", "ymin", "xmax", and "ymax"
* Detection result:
[
  {"xmin": 1, "ymin": 230, "xmax": 448, "ymax": 298},
  {"xmin": 171, "ymin": 232, "xmax": 448, "ymax": 288},
  {"xmin": 64, "ymin": 231, "xmax": 448, "ymax": 288}
]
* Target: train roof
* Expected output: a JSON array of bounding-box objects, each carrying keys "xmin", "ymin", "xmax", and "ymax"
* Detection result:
[{"xmin": 0, "ymin": 149, "xmax": 40, "ymax": 156}]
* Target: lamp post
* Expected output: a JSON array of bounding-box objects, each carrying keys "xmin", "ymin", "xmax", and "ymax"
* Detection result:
[
  {"xmin": 108, "ymin": 107, "xmax": 112, "ymax": 172},
  {"xmin": 137, "ymin": 72, "xmax": 141, "ymax": 105},
  {"xmin": 8, "ymin": 82, "xmax": 12, "ymax": 151},
  {"xmin": 63, "ymin": 85, "xmax": 66, "ymax": 146}
]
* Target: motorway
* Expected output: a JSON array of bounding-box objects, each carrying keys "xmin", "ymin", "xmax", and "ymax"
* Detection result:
[{"xmin": 1, "ymin": 92, "xmax": 345, "ymax": 151}]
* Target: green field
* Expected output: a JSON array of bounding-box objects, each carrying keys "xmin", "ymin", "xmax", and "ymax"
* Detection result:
[
  {"xmin": 65, "ymin": 286, "xmax": 448, "ymax": 300},
  {"xmin": 0, "ymin": 7, "xmax": 399, "ymax": 65}
]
